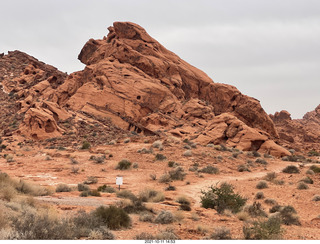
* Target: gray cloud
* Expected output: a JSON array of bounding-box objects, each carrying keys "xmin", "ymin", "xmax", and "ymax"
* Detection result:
[{"xmin": 1, "ymin": 0, "xmax": 319, "ymax": 118}]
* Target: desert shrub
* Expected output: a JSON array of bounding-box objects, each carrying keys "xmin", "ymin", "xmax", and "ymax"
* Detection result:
[
  {"xmin": 70, "ymin": 158, "xmax": 79, "ymax": 164},
  {"xmin": 245, "ymin": 202, "xmax": 268, "ymax": 218},
  {"xmin": 89, "ymin": 189, "xmax": 101, "ymax": 197},
  {"xmin": 11, "ymin": 210, "xmax": 76, "ymax": 239},
  {"xmin": 269, "ymin": 205, "xmax": 282, "ymax": 213},
  {"xmin": 255, "ymin": 158, "xmax": 268, "ymax": 165},
  {"xmin": 309, "ymin": 165, "xmax": 320, "ymax": 173},
  {"xmin": 183, "ymin": 150, "xmax": 192, "ymax": 157},
  {"xmin": 83, "ymin": 176, "xmax": 98, "ymax": 184},
  {"xmin": 80, "ymin": 191, "xmax": 89, "ymax": 197},
  {"xmin": 159, "ymin": 173, "xmax": 171, "ymax": 183},
  {"xmin": 97, "ymin": 184, "xmax": 116, "ymax": 193},
  {"xmin": 135, "ymin": 232, "xmax": 156, "ymax": 240},
  {"xmin": 71, "ymin": 210, "xmax": 104, "ymax": 238},
  {"xmin": 256, "ymin": 181, "xmax": 268, "ymax": 189},
  {"xmin": 139, "ymin": 211, "xmax": 154, "ymax": 222},
  {"xmin": 312, "ymin": 195, "xmax": 320, "ymax": 201},
  {"xmin": 0, "ymin": 185, "xmax": 16, "ymax": 201},
  {"xmin": 180, "ymin": 204, "xmax": 191, "ymax": 211},
  {"xmin": 238, "ymin": 164, "xmax": 250, "ymax": 172},
  {"xmin": 200, "ymin": 182, "xmax": 247, "ymax": 214},
  {"xmin": 116, "ymin": 190, "xmax": 138, "ymax": 202},
  {"xmin": 302, "ymin": 176, "xmax": 314, "ymax": 184},
  {"xmin": 236, "ymin": 211, "xmax": 250, "ymax": 221},
  {"xmin": 176, "ymin": 195, "xmax": 191, "ymax": 206},
  {"xmin": 168, "ymin": 167, "xmax": 186, "ymax": 181},
  {"xmin": 308, "ymin": 150, "xmax": 320, "ymax": 157},
  {"xmin": 122, "ymin": 199, "xmax": 148, "ymax": 214},
  {"xmin": 139, "ymin": 188, "xmax": 164, "ymax": 202},
  {"xmin": 149, "ymin": 174, "xmax": 157, "ymax": 181},
  {"xmin": 279, "ymin": 205, "xmax": 300, "ymax": 226},
  {"xmin": 93, "ymin": 205, "xmax": 131, "ymax": 230},
  {"xmin": 297, "ymin": 182, "xmax": 309, "ymax": 190},
  {"xmin": 255, "ymin": 192, "xmax": 265, "ymax": 200},
  {"xmin": 81, "ymin": 141, "xmax": 91, "ymax": 150},
  {"xmin": 156, "ymin": 229, "xmax": 180, "ymax": 240},
  {"xmin": 71, "ymin": 166, "xmax": 80, "ymax": 174},
  {"xmin": 56, "ymin": 184, "xmax": 72, "ymax": 192},
  {"xmin": 93, "ymin": 155, "xmax": 105, "ymax": 164},
  {"xmin": 282, "ymin": 165, "xmax": 300, "ymax": 174},
  {"xmin": 198, "ymin": 165, "xmax": 219, "ymax": 174},
  {"xmin": 165, "ymin": 185, "xmax": 176, "ymax": 191},
  {"xmin": 243, "ymin": 216, "xmax": 283, "ymax": 240},
  {"xmin": 210, "ymin": 226, "xmax": 232, "ymax": 240},
  {"xmin": 88, "ymin": 227, "xmax": 114, "ymax": 240},
  {"xmin": 78, "ymin": 183, "xmax": 90, "ymax": 192},
  {"xmin": 132, "ymin": 163, "xmax": 139, "ymax": 169},
  {"xmin": 168, "ymin": 161, "xmax": 177, "ymax": 167},
  {"xmin": 124, "ymin": 138, "xmax": 130, "ymax": 144},
  {"xmin": 264, "ymin": 198, "xmax": 278, "ymax": 206},
  {"xmin": 306, "ymin": 169, "xmax": 315, "ymax": 175},
  {"xmin": 116, "ymin": 159, "xmax": 132, "ymax": 170},
  {"xmin": 152, "ymin": 140, "xmax": 163, "ymax": 148},
  {"xmin": 264, "ymin": 172, "xmax": 277, "ymax": 181},
  {"xmin": 155, "ymin": 153, "xmax": 167, "ymax": 161},
  {"xmin": 154, "ymin": 210, "xmax": 174, "ymax": 224}
]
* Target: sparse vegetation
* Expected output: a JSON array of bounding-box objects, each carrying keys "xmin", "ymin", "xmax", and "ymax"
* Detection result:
[
  {"xmin": 93, "ymin": 205, "xmax": 131, "ymax": 230},
  {"xmin": 312, "ymin": 195, "xmax": 320, "ymax": 201},
  {"xmin": 155, "ymin": 210, "xmax": 174, "ymax": 224},
  {"xmin": 210, "ymin": 226, "xmax": 232, "ymax": 240},
  {"xmin": 245, "ymin": 202, "xmax": 268, "ymax": 218},
  {"xmin": 282, "ymin": 165, "xmax": 300, "ymax": 174},
  {"xmin": 56, "ymin": 184, "xmax": 72, "ymax": 192},
  {"xmin": 200, "ymin": 182, "xmax": 247, "ymax": 214},
  {"xmin": 243, "ymin": 216, "xmax": 283, "ymax": 240},
  {"xmin": 255, "ymin": 192, "xmax": 265, "ymax": 200},
  {"xmin": 97, "ymin": 184, "xmax": 116, "ymax": 193},
  {"xmin": 155, "ymin": 153, "xmax": 167, "ymax": 161},
  {"xmin": 198, "ymin": 165, "xmax": 219, "ymax": 174},
  {"xmin": 256, "ymin": 181, "xmax": 268, "ymax": 189},
  {"xmin": 297, "ymin": 182, "xmax": 309, "ymax": 190},
  {"xmin": 264, "ymin": 172, "xmax": 277, "ymax": 181},
  {"xmin": 116, "ymin": 159, "xmax": 132, "ymax": 170},
  {"xmin": 81, "ymin": 141, "xmax": 91, "ymax": 150},
  {"xmin": 309, "ymin": 165, "xmax": 320, "ymax": 173}
]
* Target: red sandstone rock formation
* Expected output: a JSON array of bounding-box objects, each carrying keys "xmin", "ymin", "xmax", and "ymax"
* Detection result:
[
  {"xmin": 271, "ymin": 105, "xmax": 320, "ymax": 152},
  {"xmin": 0, "ymin": 22, "xmax": 290, "ymax": 156}
]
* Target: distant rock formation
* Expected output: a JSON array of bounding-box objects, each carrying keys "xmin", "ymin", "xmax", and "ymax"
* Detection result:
[
  {"xmin": 0, "ymin": 22, "xmax": 290, "ymax": 156},
  {"xmin": 271, "ymin": 105, "xmax": 320, "ymax": 152}
]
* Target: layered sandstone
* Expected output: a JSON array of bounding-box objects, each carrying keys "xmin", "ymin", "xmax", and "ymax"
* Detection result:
[{"xmin": 0, "ymin": 22, "xmax": 289, "ymax": 156}]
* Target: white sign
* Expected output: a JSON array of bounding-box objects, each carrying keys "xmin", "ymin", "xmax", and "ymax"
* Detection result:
[{"xmin": 116, "ymin": 177, "xmax": 123, "ymax": 185}]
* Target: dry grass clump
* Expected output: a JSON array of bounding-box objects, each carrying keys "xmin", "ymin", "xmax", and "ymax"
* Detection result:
[
  {"xmin": 116, "ymin": 159, "xmax": 132, "ymax": 170},
  {"xmin": 312, "ymin": 195, "xmax": 320, "ymax": 201},
  {"xmin": 297, "ymin": 182, "xmax": 309, "ymax": 190},
  {"xmin": 256, "ymin": 181, "xmax": 268, "ymax": 189},
  {"xmin": 264, "ymin": 172, "xmax": 277, "ymax": 181},
  {"xmin": 139, "ymin": 188, "xmax": 164, "ymax": 203},
  {"xmin": 139, "ymin": 211, "xmax": 154, "ymax": 222},
  {"xmin": 198, "ymin": 165, "xmax": 219, "ymax": 174},
  {"xmin": 245, "ymin": 202, "xmax": 268, "ymax": 218},
  {"xmin": 55, "ymin": 184, "xmax": 72, "ymax": 192},
  {"xmin": 255, "ymin": 192, "xmax": 265, "ymax": 200},
  {"xmin": 210, "ymin": 226, "xmax": 232, "ymax": 240},
  {"xmin": 154, "ymin": 210, "xmax": 174, "ymax": 224}
]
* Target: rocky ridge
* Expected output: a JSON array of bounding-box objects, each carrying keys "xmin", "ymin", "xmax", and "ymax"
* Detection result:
[
  {"xmin": 271, "ymin": 105, "xmax": 320, "ymax": 152},
  {"xmin": 0, "ymin": 22, "xmax": 290, "ymax": 156}
]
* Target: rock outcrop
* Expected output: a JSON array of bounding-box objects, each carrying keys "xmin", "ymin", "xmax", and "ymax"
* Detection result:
[
  {"xmin": 271, "ymin": 105, "xmax": 320, "ymax": 152},
  {"xmin": 0, "ymin": 22, "xmax": 289, "ymax": 156}
]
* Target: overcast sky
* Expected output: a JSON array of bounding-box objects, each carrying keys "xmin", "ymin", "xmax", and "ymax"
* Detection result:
[{"xmin": 1, "ymin": 0, "xmax": 319, "ymax": 119}]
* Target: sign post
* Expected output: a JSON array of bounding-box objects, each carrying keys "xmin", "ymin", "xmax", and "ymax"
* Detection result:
[{"xmin": 116, "ymin": 176, "xmax": 123, "ymax": 191}]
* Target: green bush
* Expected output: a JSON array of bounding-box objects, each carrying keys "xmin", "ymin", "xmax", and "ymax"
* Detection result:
[
  {"xmin": 116, "ymin": 159, "xmax": 132, "ymax": 170},
  {"xmin": 200, "ymin": 182, "xmax": 247, "ymax": 214},
  {"xmin": 243, "ymin": 216, "xmax": 283, "ymax": 240},
  {"xmin": 282, "ymin": 165, "xmax": 300, "ymax": 174},
  {"xmin": 93, "ymin": 206, "xmax": 131, "ymax": 230}
]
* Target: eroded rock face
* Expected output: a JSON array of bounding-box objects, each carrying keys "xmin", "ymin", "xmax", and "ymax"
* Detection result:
[
  {"xmin": 0, "ymin": 22, "xmax": 288, "ymax": 156},
  {"xmin": 272, "ymin": 105, "xmax": 320, "ymax": 151}
]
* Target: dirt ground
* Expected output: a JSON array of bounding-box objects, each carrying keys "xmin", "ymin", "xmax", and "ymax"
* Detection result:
[{"xmin": 1, "ymin": 135, "xmax": 320, "ymax": 240}]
